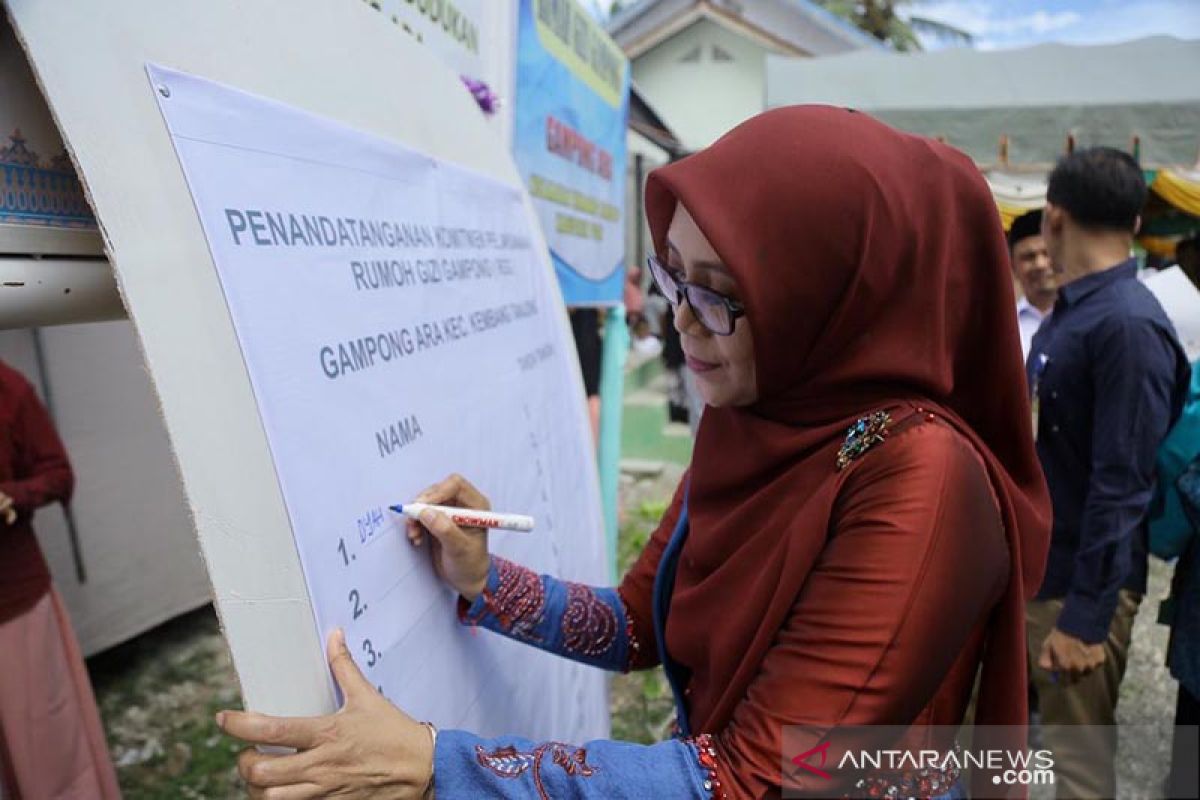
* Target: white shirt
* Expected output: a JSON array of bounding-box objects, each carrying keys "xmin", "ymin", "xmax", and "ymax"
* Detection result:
[{"xmin": 1017, "ymin": 296, "xmax": 1050, "ymax": 363}]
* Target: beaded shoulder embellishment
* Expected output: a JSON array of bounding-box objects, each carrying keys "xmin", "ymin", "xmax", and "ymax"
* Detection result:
[{"xmin": 836, "ymin": 411, "xmax": 893, "ymax": 471}]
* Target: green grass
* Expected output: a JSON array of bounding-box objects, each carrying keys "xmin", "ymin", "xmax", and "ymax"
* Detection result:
[
  {"xmin": 609, "ymin": 499, "xmax": 677, "ymax": 744},
  {"xmin": 116, "ymin": 700, "xmax": 243, "ymax": 800},
  {"xmin": 90, "ymin": 607, "xmax": 242, "ymax": 799}
]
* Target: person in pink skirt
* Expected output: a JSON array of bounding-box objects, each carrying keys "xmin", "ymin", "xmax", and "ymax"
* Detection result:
[{"xmin": 0, "ymin": 359, "xmax": 120, "ymax": 799}]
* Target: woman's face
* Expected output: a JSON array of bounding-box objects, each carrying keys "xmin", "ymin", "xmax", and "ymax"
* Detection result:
[{"xmin": 665, "ymin": 204, "xmax": 758, "ymax": 408}]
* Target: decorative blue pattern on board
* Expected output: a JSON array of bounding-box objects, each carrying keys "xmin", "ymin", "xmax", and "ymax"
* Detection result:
[{"xmin": 0, "ymin": 129, "xmax": 96, "ymax": 228}]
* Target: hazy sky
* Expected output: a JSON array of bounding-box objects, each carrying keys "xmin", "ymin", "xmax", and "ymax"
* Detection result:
[
  {"xmin": 591, "ymin": 0, "xmax": 1200, "ymax": 51},
  {"xmin": 913, "ymin": 0, "xmax": 1200, "ymax": 50}
]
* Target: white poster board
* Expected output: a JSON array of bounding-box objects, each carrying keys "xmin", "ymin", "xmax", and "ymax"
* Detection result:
[
  {"xmin": 368, "ymin": 0, "xmax": 488, "ymax": 80},
  {"xmin": 6, "ymin": 0, "xmax": 605, "ymax": 739},
  {"xmin": 352, "ymin": 1, "xmax": 516, "ymax": 149},
  {"xmin": 1144, "ymin": 265, "xmax": 1200, "ymax": 362},
  {"xmin": 147, "ymin": 64, "xmax": 607, "ymax": 734}
]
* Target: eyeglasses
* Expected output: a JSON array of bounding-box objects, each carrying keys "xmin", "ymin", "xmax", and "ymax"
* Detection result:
[{"xmin": 646, "ymin": 254, "xmax": 745, "ymax": 336}]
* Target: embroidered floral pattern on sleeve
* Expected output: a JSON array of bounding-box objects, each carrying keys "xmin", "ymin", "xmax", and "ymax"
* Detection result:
[
  {"xmin": 468, "ymin": 556, "xmax": 546, "ymax": 643},
  {"xmin": 475, "ymin": 742, "xmax": 598, "ymax": 800},
  {"xmin": 686, "ymin": 733, "xmax": 728, "ymax": 800},
  {"xmin": 561, "ymin": 582, "xmax": 619, "ymax": 658}
]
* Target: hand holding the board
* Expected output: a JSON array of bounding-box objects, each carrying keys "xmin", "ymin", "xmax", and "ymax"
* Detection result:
[
  {"xmin": 405, "ymin": 473, "xmax": 491, "ymax": 602},
  {"xmin": 217, "ymin": 629, "xmax": 435, "ymax": 799}
]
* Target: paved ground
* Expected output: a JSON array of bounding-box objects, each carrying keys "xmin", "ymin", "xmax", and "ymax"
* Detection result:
[{"xmin": 1111, "ymin": 557, "xmax": 1177, "ymax": 799}]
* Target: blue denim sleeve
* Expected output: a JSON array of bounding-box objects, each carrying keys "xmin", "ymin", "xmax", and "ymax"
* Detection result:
[
  {"xmin": 434, "ymin": 729, "xmax": 720, "ymax": 799},
  {"xmin": 1060, "ymin": 315, "xmax": 1180, "ymax": 642},
  {"xmin": 456, "ymin": 556, "xmax": 642, "ymax": 672}
]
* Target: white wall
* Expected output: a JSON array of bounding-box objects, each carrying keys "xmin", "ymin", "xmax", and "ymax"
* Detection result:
[
  {"xmin": 624, "ymin": 130, "xmax": 668, "ymax": 271},
  {"xmin": 631, "ymin": 18, "xmax": 771, "ymax": 151}
]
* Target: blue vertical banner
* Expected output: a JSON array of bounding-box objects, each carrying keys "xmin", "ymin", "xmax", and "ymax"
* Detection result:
[{"xmin": 513, "ymin": 0, "xmax": 631, "ymax": 306}]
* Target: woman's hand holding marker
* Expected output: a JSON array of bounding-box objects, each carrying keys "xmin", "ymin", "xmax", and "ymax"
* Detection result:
[{"xmin": 405, "ymin": 474, "xmax": 492, "ymax": 602}]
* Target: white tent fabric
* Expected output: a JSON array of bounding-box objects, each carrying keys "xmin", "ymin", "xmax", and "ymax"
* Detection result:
[
  {"xmin": 0, "ymin": 323, "xmax": 210, "ymax": 657},
  {"xmin": 986, "ymin": 171, "xmax": 1046, "ymax": 229},
  {"xmin": 767, "ymin": 36, "xmax": 1200, "ymax": 167},
  {"xmin": 987, "ymin": 172, "xmax": 1045, "ymax": 208}
]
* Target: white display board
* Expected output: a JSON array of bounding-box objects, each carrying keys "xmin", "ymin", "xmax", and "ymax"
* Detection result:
[
  {"xmin": 351, "ymin": 1, "xmax": 517, "ymax": 151},
  {"xmin": 6, "ymin": 0, "xmax": 606, "ymax": 739},
  {"xmin": 148, "ymin": 64, "xmax": 607, "ymax": 733},
  {"xmin": 371, "ymin": 0, "xmax": 487, "ymax": 80},
  {"xmin": 1144, "ymin": 265, "xmax": 1200, "ymax": 362}
]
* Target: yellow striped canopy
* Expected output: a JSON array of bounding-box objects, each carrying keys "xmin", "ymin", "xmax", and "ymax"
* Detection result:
[{"xmin": 1152, "ymin": 168, "xmax": 1200, "ymax": 217}]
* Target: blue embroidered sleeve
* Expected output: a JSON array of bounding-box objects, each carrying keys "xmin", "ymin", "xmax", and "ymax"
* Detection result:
[
  {"xmin": 434, "ymin": 729, "xmax": 723, "ymax": 799},
  {"xmin": 457, "ymin": 556, "xmax": 641, "ymax": 672}
]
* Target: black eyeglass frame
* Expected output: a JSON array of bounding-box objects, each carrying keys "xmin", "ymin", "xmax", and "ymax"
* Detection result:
[{"xmin": 646, "ymin": 254, "xmax": 746, "ymax": 336}]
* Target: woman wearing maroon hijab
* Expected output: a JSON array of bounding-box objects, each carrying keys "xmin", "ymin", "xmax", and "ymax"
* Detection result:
[{"xmin": 222, "ymin": 107, "xmax": 1050, "ymax": 799}]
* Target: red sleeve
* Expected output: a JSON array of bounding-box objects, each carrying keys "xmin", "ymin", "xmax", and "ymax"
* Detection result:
[
  {"xmin": 710, "ymin": 422, "xmax": 1010, "ymax": 798},
  {"xmin": 0, "ymin": 381, "xmax": 74, "ymax": 513},
  {"xmin": 617, "ymin": 470, "xmax": 689, "ymax": 670}
]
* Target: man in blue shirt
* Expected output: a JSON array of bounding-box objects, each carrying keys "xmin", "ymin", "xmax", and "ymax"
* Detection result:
[{"xmin": 1026, "ymin": 147, "xmax": 1190, "ymax": 799}]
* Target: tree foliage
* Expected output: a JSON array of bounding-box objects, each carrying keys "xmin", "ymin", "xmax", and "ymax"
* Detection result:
[{"xmin": 812, "ymin": 0, "xmax": 973, "ymax": 51}]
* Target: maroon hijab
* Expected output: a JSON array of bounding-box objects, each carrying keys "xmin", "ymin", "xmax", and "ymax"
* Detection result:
[{"xmin": 644, "ymin": 106, "xmax": 1050, "ymax": 772}]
